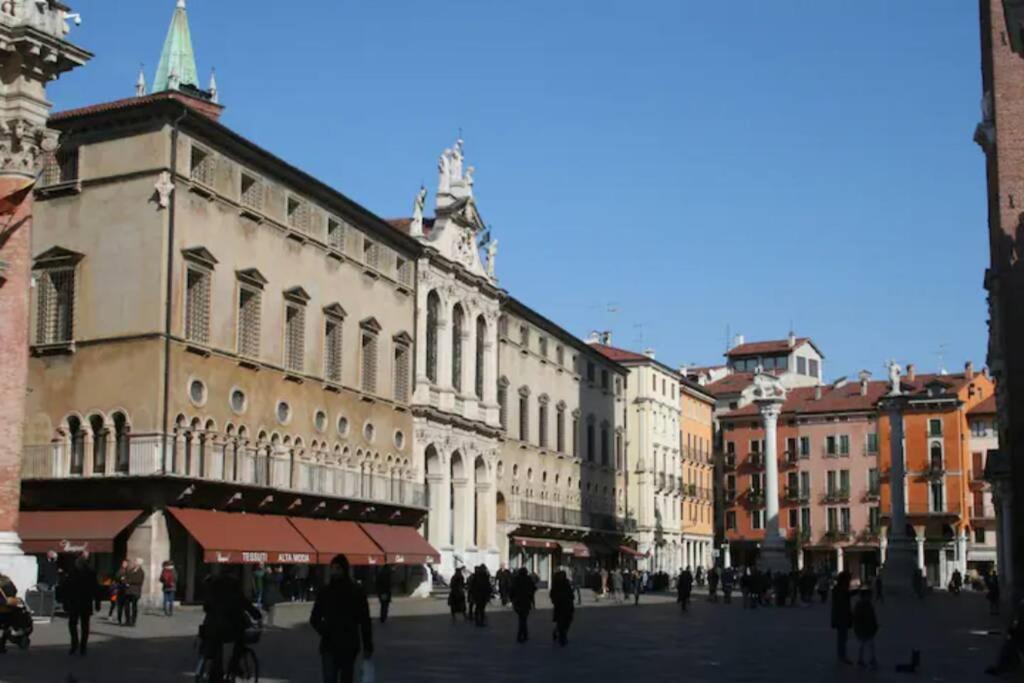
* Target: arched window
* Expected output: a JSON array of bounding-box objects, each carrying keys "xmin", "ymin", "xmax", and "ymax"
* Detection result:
[
  {"xmin": 615, "ymin": 430, "xmax": 624, "ymax": 471},
  {"xmin": 538, "ymin": 395, "xmax": 549, "ymax": 448},
  {"xmin": 930, "ymin": 442, "xmax": 943, "ymax": 471},
  {"xmin": 113, "ymin": 412, "xmax": 130, "ymax": 473},
  {"xmin": 498, "ymin": 377, "xmax": 509, "ymax": 429},
  {"xmin": 89, "ymin": 415, "xmax": 106, "ymax": 474},
  {"xmin": 68, "ymin": 416, "xmax": 84, "ymax": 475},
  {"xmin": 586, "ymin": 418, "xmax": 595, "ymax": 462},
  {"xmin": 452, "ymin": 304, "xmax": 464, "ymax": 391},
  {"xmin": 572, "ymin": 411, "xmax": 580, "ymax": 458},
  {"xmin": 475, "ymin": 315, "xmax": 486, "ymax": 399},
  {"xmin": 518, "ymin": 387, "xmax": 530, "ymax": 442},
  {"xmin": 556, "ymin": 403, "xmax": 566, "ymax": 453},
  {"xmin": 426, "ymin": 291, "xmax": 440, "ymax": 383},
  {"xmin": 600, "ymin": 422, "xmax": 609, "ymax": 466}
]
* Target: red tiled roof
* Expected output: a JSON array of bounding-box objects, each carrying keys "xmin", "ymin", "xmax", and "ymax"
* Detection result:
[
  {"xmin": 50, "ymin": 91, "xmax": 224, "ymax": 123},
  {"xmin": 386, "ymin": 217, "xmax": 436, "ymax": 237},
  {"xmin": 589, "ymin": 342, "xmax": 653, "ymax": 363},
  {"xmin": 705, "ymin": 372, "xmax": 755, "ymax": 397},
  {"xmin": 720, "ymin": 372, "xmax": 978, "ymax": 419},
  {"xmin": 726, "ymin": 338, "xmax": 812, "ymax": 358},
  {"xmin": 968, "ymin": 394, "xmax": 997, "ymax": 415}
]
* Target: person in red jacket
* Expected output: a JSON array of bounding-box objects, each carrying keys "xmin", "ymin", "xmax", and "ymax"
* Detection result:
[{"xmin": 159, "ymin": 561, "xmax": 177, "ymax": 617}]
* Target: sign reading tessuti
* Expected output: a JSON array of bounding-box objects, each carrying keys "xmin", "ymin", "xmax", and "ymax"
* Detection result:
[{"xmin": 204, "ymin": 550, "xmax": 312, "ymax": 564}]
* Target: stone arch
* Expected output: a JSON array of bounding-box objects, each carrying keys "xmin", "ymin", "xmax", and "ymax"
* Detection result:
[{"xmin": 87, "ymin": 412, "xmax": 107, "ymax": 474}]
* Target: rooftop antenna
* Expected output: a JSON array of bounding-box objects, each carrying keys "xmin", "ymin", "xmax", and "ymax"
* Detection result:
[
  {"xmin": 725, "ymin": 324, "xmax": 731, "ymax": 353},
  {"xmin": 935, "ymin": 343, "xmax": 948, "ymax": 375},
  {"xmin": 633, "ymin": 322, "xmax": 647, "ymax": 348}
]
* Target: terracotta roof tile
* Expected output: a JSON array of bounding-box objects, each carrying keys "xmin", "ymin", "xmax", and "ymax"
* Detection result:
[
  {"xmin": 386, "ymin": 217, "xmax": 435, "ymax": 237},
  {"xmin": 968, "ymin": 394, "xmax": 997, "ymax": 415},
  {"xmin": 589, "ymin": 342, "xmax": 653, "ymax": 363},
  {"xmin": 705, "ymin": 372, "xmax": 755, "ymax": 396},
  {"xmin": 50, "ymin": 91, "xmax": 224, "ymax": 123},
  {"xmin": 726, "ymin": 337, "xmax": 812, "ymax": 358}
]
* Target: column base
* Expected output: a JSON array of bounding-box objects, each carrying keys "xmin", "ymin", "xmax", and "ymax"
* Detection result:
[
  {"xmin": 880, "ymin": 538, "xmax": 919, "ymax": 598},
  {"xmin": 0, "ymin": 532, "xmax": 38, "ymax": 596},
  {"xmin": 758, "ymin": 538, "xmax": 791, "ymax": 573}
]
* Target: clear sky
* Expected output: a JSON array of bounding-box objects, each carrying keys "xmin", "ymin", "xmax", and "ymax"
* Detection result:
[{"xmin": 51, "ymin": 1, "xmax": 986, "ymax": 380}]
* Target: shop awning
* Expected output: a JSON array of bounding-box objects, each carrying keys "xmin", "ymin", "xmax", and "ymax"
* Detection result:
[
  {"xmin": 512, "ymin": 536, "xmax": 561, "ymax": 550},
  {"xmin": 167, "ymin": 507, "xmax": 314, "ymax": 565},
  {"xmin": 18, "ymin": 509, "xmax": 143, "ymax": 554},
  {"xmin": 618, "ymin": 545, "xmax": 647, "ymax": 558},
  {"xmin": 358, "ymin": 523, "xmax": 439, "ymax": 565},
  {"xmin": 559, "ymin": 541, "xmax": 590, "ymax": 558},
  {"xmin": 288, "ymin": 518, "xmax": 385, "ymax": 566},
  {"xmin": 584, "ymin": 538, "xmax": 617, "ymax": 556}
]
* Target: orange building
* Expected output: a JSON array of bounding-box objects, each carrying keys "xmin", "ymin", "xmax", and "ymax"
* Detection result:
[
  {"xmin": 878, "ymin": 364, "xmax": 994, "ymax": 587},
  {"xmin": 680, "ymin": 379, "xmax": 716, "ymax": 568}
]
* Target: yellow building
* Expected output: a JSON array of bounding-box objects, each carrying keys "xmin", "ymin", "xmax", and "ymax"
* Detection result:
[{"xmin": 680, "ymin": 378, "xmax": 716, "ymax": 569}]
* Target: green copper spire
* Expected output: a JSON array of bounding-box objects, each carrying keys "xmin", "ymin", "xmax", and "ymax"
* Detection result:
[{"xmin": 153, "ymin": 0, "xmax": 199, "ymax": 93}]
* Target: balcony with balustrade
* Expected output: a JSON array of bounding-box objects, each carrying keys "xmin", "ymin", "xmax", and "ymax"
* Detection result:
[
  {"xmin": 22, "ymin": 436, "xmax": 427, "ymax": 510},
  {"xmin": 821, "ymin": 485, "xmax": 850, "ymax": 504},
  {"xmin": 504, "ymin": 496, "xmax": 637, "ymax": 534},
  {"xmin": 785, "ymin": 486, "xmax": 810, "ymax": 504}
]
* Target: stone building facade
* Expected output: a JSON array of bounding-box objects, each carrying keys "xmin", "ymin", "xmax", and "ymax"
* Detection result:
[{"xmin": 680, "ymin": 379, "xmax": 715, "ymax": 570}]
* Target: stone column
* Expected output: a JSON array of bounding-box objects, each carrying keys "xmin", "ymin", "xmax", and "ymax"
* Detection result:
[
  {"xmin": 451, "ymin": 478, "xmax": 470, "ymax": 551},
  {"xmin": 757, "ymin": 400, "xmax": 788, "ymax": 572},
  {"xmin": 474, "ymin": 481, "xmax": 494, "ymax": 550},
  {"xmin": 436, "ymin": 311, "xmax": 453, "ymax": 410},
  {"xmin": 836, "ymin": 546, "xmax": 845, "ymax": 573},
  {"xmin": 462, "ymin": 320, "xmax": 476, "ymax": 408},
  {"xmin": 880, "ymin": 395, "xmax": 917, "ymax": 595},
  {"xmin": 880, "ymin": 532, "xmax": 888, "ymax": 565},
  {"xmin": 723, "ymin": 543, "xmax": 732, "ymax": 569},
  {"xmin": 957, "ymin": 530, "xmax": 968, "ymax": 576},
  {"xmin": 483, "ymin": 334, "xmax": 498, "ymax": 425},
  {"xmin": 426, "ymin": 473, "xmax": 450, "ymax": 551},
  {"xmin": 916, "ymin": 533, "xmax": 926, "ymax": 573},
  {"xmin": 414, "ymin": 281, "xmax": 429, "ymax": 391},
  {"xmin": 797, "ymin": 547, "xmax": 805, "ymax": 570}
]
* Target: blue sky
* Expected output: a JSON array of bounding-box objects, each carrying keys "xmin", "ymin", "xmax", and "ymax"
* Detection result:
[{"xmin": 52, "ymin": 1, "xmax": 986, "ymax": 379}]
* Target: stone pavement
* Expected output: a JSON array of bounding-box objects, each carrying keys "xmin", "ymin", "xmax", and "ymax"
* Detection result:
[{"xmin": 0, "ymin": 589, "xmax": 1008, "ymax": 682}]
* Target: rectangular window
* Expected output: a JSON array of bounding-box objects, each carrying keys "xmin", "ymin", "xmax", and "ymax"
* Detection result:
[
  {"xmin": 240, "ymin": 172, "xmax": 264, "ymax": 211},
  {"xmin": 498, "ymin": 384, "xmax": 508, "ymax": 429},
  {"xmin": 800, "ymin": 507, "xmax": 811, "ymax": 534},
  {"xmin": 324, "ymin": 316, "xmax": 343, "ymax": 383},
  {"xmin": 869, "ymin": 507, "xmax": 881, "ymax": 532},
  {"xmin": 797, "ymin": 356, "xmax": 807, "ymax": 375},
  {"xmin": 726, "ymin": 511, "xmax": 736, "ymax": 530},
  {"xmin": 868, "ymin": 467, "xmax": 880, "ymax": 495},
  {"xmin": 556, "ymin": 410, "xmax": 565, "ymax": 452},
  {"xmin": 840, "ymin": 507, "xmax": 851, "ymax": 533},
  {"xmin": 751, "ymin": 510, "xmax": 763, "ymax": 530},
  {"xmin": 538, "ymin": 404, "xmax": 548, "ymax": 448},
  {"xmin": 360, "ymin": 332, "xmax": 378, "ymax": 393},
  {"xmin": 786, "ymin": 437, "xmax": 797, "ymax": 457},
  {"xmin": 652, "ymin": 374, "xmax": 656, "ymax": 391},
  {"xmin": 327, "ymin": 217, "xmax": 345, "ymax": 251},
  {"xmin": 572, "ymin": 416, "xmax": 579, "ymax": 457},
  {"xmin": 190, "ymin": 145, "xmax": 214, "ymax": 186},
  {"xmin": 725, "ymin": 474, "xmax": 736, "ymax": 498},
  {"xmin": 556, "ymin": 346, "xmax": 565, "ymax": 366},
  {"xmin": 800, "ymin": 471, "xmax": 810, "ymax": 497},
  {"xmin": 929, "ymin": 419, "xmax": 943, "ymax": 437},
  {"xmin": 808, "ymin": 358, "xmax": 819, "ymax": 378},
  {"xmin": 185, "ymin": 267, "xmax": 211, "ymax": 344},
  {"xmin": 975, "ymin": 528, "xmax": 986, "ymax": 544},
  {"xmin": 393, "ymin": 343, "xmax": 410, "ymax": 402},
  {"xmin": 827, "ymin": 470, "xmax": 837, "ymax": 495},
  {"xmin": 616, "ymin": 432, "xmax": 624, "ymax": 470},
  {"xmin": 237, "ymin": 287, "xmax": 261, "ymax": 358},
  {"xmin": 42, "ymin": 147, "xmax": 79, "ymax": 186},
  {"xmin": 519, "ymin": 396, "xmax": 529, "ymax": 442},
  {"xmin": 800, "ymin": 436, "xmax": 810, "ymax": 457},
  {"xmin": 363, "ymin": 237, "xmax": 379, "ymax": 269},
  {"xmin": 287, "ymin": 196, "xmax": 310, "ymax": 233},
  {"xmin": 788, "ymin": 508, "xmax": 798, "ymax": 529},
  {"xmin": 538, "ymin": 336, "xmax": 548, "ymax": 357},
  {"xmin": 35, "ymin": 268, "xmax": 75, "ymax": 344},
  {"xmin": 930, "ymin": 481, "xmax": 944, "ymax": 512},
  {"xmin": 827, "ymin": 507, "xmax": 838, "ymax": 533},
  {"xmin": 839, "ymin": 434, "xmax": 850, "ymax": 456},
  {"xmin": 396, "ymin": 257, "xmax": 412, "ymax": 287},
  {"xmin": 866, "ymin": 432, "xmax": 879, "ymax": 454},
  {"xmin": 826, "ymin": 435, "xmax": 837, "ymax": 456},
  {"xmin": 601, "ymin": 369, "xmax": 609, "ymax": 389},
  {"xmin": 284, "ymin": 304, "xmax": 305, "ymax": 373},
  {"xmin": 587, "ymin": 362, "xmax": 595, "ymax": 383},
  {"xmin": 600, "ymin": 428, "xmax": 609, "ymax": 466}
]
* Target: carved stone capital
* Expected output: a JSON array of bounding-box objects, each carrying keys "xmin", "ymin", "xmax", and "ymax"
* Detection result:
[{"xmin": 0, "ymin": 117, "xmax": 57, "ymax": 177}]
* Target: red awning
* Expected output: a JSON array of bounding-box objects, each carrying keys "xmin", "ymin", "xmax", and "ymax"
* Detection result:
[
  {"xmin": 288, "ymin": 518, "xmax": 385, "ymax": 566},
  {"xmin": 18, "ymin": 510, "xmax": 143, "ymax": 554},
  {"xmin": 358, "ymin": 523, "xmax": 439, "ymax": 565},
  {"xmin": 167, "ymin": 508, "xmax": 314, "ymax": 565},
  {"xmin": 561, "ymin": 542, "xmax": 590, "ymax": 558},
  {"xmin": 618, "ymin": 545, "xmax": 647, "ymax": 558},
  {"xmin": 512, "ymin": 536, "xmax": 561, "ymax": 551}
]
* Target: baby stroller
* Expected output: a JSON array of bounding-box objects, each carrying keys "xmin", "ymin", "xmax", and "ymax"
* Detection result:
[{"xmin": 0, "ymin": 582, "xmax": 33, "ymax": 651}]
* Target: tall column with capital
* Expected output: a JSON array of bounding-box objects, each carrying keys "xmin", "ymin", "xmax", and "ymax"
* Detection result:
[
  {"xmin": 0, "ymin": 7, "xmax": 90, "ymax": 592},
  {"xmin": 757, "ymin": 398, "xmax": 789, "ymax": 572},
  {"xmin": 413, "ymin": 274, "xmax": 430, "ymax": 400},
  {"xmin": 880, "ymin": 391, "xmax": 918, "ymax": 595}
]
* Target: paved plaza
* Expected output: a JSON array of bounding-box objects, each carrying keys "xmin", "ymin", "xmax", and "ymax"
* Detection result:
[{"xmin": 0, "ymin": 589, "xmax": 1009, "ymax": 682}]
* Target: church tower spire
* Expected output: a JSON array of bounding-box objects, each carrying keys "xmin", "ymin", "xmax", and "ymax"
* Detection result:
[{"xmin": 153, "ymin": 0, "xmax": 199, "ymax": 94}]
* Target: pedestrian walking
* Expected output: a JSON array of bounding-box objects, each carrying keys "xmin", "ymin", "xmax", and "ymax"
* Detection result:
[
  {"xmin": 448, "ymin": 567, "xmax": 467, "ymax": 622},
  {"xmin": 949, "ymin": 568, "xmax": 963, "ymax": 595},
  {"xmin": 497, "ymin": 565, "xmax": 512, "ymax": 607},
  {"xmin": 853, "ymin": 589, "xmax": 879, "ymax": 669},
  {"xmin": 38, "ymin": 550, "xmax": 60, "ymax": 590},
  {"xmin": 831, "ymin": 571, "xmax": 854, "ymax": 665},
  {"xmin": 817, "ymin": 571, "xmax": 830, "ymax": 604},
  {"xmin": 293, "ymin": 563, "xmax": 311, "ymax": 602},
  {"xmin": 123, "ymin": 558, "xmax": 144, "ymax": 626},
  {"xmin": 632, "ymin": 570, "xmax": 642, "ymax": 606},
  {"xmin": 111, "ymin": 559, "xmax": 128, "ymax": 623},
  {"xmin": 571, "ymin": 565, "xmax": 583, "ymax": 606},
  {"xmin": 722, "ymin": 567, "xmax": 734, "ymax": 604},
  {"xmin": 252, "ymin": 562, "xmax": 266, "ymax": 608},
  {"xmin": 263, "ymin": 566, "xmax": 283, "ymax": 627},
  {"xmin": 740, "ymin": 568, "xmax": 752, "ymax": 608},
  {"xmin": 695, "ymin": 566, "xmax": 705, "ymax": 588},
  {"xmin": 677, "ymin": 567, "xmax": 693, "ymax": 612},
  {"xmin": 986, "ymin": 570, "xmax": 1001, "ymax": 615},
  {"xmin": 549, "ymin": 570, "xmax": 574, "ymax": 647},
  {"xmin": 201, "ymin": 567, "xmax": 262, "ymax": 681},
  {"xmin": 309, "ymin": 554, "xmax": 374, "ymax": 683},
  {"xmin": 61, "ymin": 554, "xmax": 98, "ymax": 656},
  {"xmin": 159, "ymin": 560, "xmax": 177, "ymax": 616},
  {"xmin": 470, "ymin": 565, "xmax": 492, "ymax": 627},
  {"xmin": 873, "ymin": 573, "xmax": 884, "ymax": 604},
  {"xmin": 511, "ymin": 567, "xmax": 536, "ymax": 643},
  {"xmin": 707, "ymin": 567, "xmax": 719, "ymax": 602},
  {"xmin": 599, "ymin": 568, "xmax": 609, "ymax": 600},
  {"xmin": 612, "ymin": 569, "xmax": 624, "ymax": 604}
]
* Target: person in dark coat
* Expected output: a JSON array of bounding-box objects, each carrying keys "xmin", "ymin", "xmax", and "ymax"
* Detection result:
[
  {"xmin": 986, "ymin": 571, "xmax": 1001, "ymax": 615},
  {"xmin": 707, "ymin": 567, "xmax": 719, "ymax": 602},
  {"xmin": 470, "ymin": 565, "xmax": 492, "ymax": 627},
  {"xmin": 448, "ymin": 568, "xmax": 467, "ymax": 622},
  {"xmin": 831, "ymin": 571, "xmax": 853, "ymax": 664},
  {"xmin": 112, "ymin": 559, "xmax": 128, "ymax": 623},
  {"xmin": 510, "ymin": 567, "xmax": 536, "ymax": 643},
  {"xmin": 62, "ymin": 554, "xmax": 98, "ymax": 656},
  {"xmin": 202, "ymin": 568, "xmax": 262, "ymax": 681},
  {"xmin": 37, "ymin": 550, "xmax": 60, "ymax": 590},
  {"xmin": 873, "ymin": 573, "xmax": 884, "ymax": 604},
  {"xmin": 852, "ymin": 589, "xmax": 879, "ymax": 669},
  {"xmin": 549, "ymin": 571, "xmax": 574, "ymax": 646},
  {"xmin": 310, "ymin": 554, "xmax": 373, "ymax": 683},
  {"xmin": 774, "ymin": 571, "xmax": 790, "ymax": 607},
  {"xmin": 949, "ymin": 568, "xmax": 963, "ymax": 595},
  {"xmin": 123, "ymin": 558, "xmax": 145, "ymax": 626},
  {"xmin": 262, "ymin": 566, "xmax": 284, "ymax": 627},
  {"xmin": 497, "ymin": 565, "xmax": 512, "ymax": 607},
  {"xmin": 374, "ymin": 564, "xmax": 392, "ymax": 624},
  {"xmin": 722, "ymin": 568, "xmax": 735, "ymax": 604},
  {"xmin": 677, "ymin": 567, "xmax": 694, "ymax": 612}
]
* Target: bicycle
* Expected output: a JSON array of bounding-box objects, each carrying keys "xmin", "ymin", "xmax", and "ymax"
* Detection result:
[{"xmin": 194, "ymin": 620, "xmax": 260, "ymax": 682}]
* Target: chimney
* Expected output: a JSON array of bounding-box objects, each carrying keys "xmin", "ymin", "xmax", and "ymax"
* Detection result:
[
  {"xmin": 907, "ymin": 363, "xmax": 916, "ymax": 382},
  {"xmin": 587, "ymin": 331, "xmax": 601, "ymax": 344},
  {"xmin": 965, "ymin": 361, "xmax": 975, "ymax": 379},
  {"xmin": 732, "ymin": 334, "xmax": 745, "ymax": 349},
  {"xmin": 600, "ymin": 331, "xmax": 612, "ymax": 345},
  {"xmin": 787, "ymin": 331, "xmax": 796, "ymax": 348},
  {"xmin": 814, "ymin": 385, "xmax": 822, "ymax": 400},
  {"xmin": 858, "ymin": 370, "xmax": 871, "ymax": 396},
  {"xmin": 644, "ymin": 348, "xmax": 656, "ymax": 360}
]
